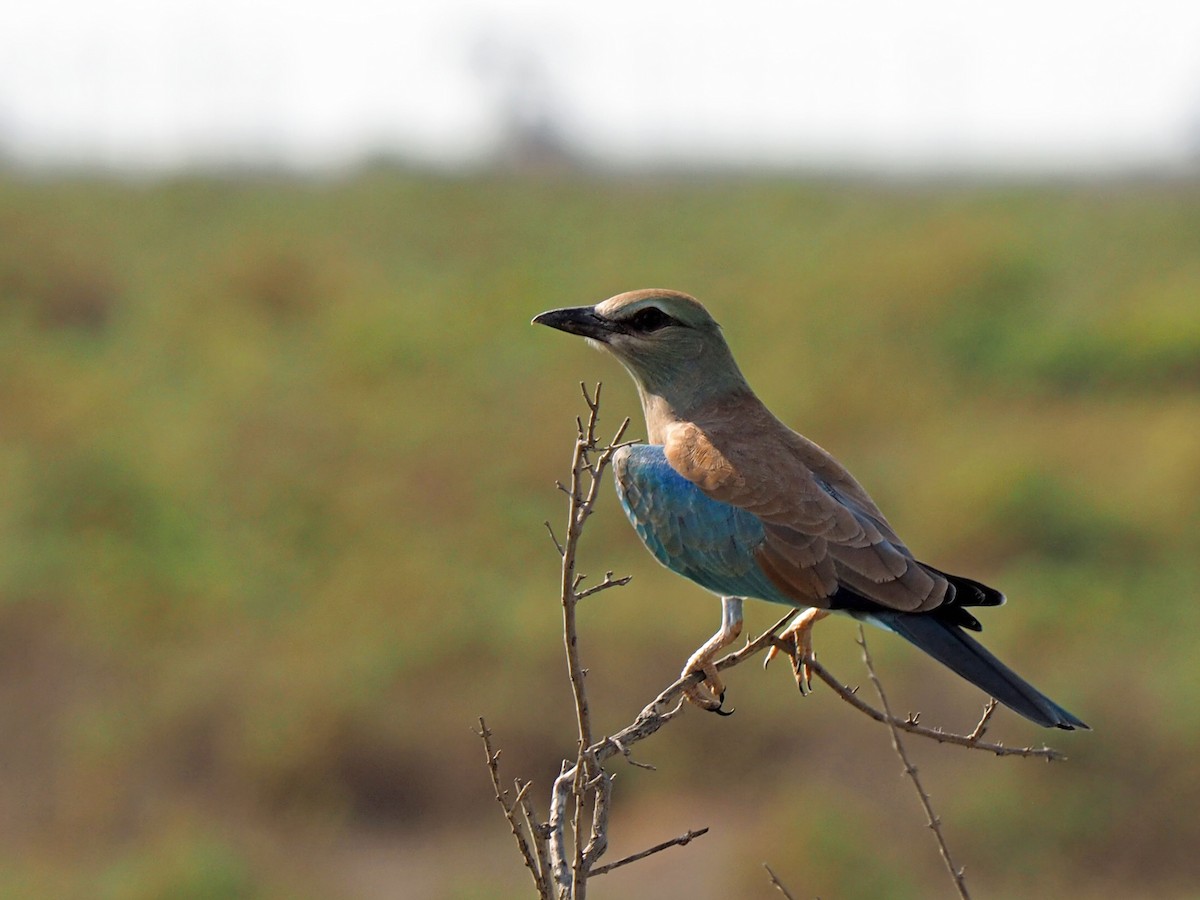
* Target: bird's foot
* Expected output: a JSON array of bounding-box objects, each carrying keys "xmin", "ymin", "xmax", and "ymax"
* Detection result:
[
  {"xmin": 681, "ymin": 597, "xmax": 744, "ymax": 716},
  {"xmin": 764, "ymin": 608, "xmax": 830, "ymax": 695},
  {"xmin": 681, "ymin": 654, "xmax": 733, "ymax": 716}
]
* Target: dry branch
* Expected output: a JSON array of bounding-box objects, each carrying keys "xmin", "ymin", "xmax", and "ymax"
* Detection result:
[
  {"xmin": 476, "ymin": 717, "xmax": 551, "ymax": 900},
  {"xmin": 479, "ymin": 382, "xmax": 1070, "ymax": 898},
  {"xmin": 856, "ymin": 626, "xmax": 971, "ymax": 900},
  {"xmin": 590, "ymin": 828, "xmax": 711, "ymax": 877},
  {"xmin": 805, "ymin": 655, "xmax": 1067, "ymax": 761}
]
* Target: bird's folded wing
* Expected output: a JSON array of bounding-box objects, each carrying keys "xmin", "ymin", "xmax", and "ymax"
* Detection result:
[
  {"xmin": 664, "ymin": 421, "xmax": 947, "ymax": 613},
  {"xmin": 613, "ymin": 445, "xmax": 802, "ymax": 604}
]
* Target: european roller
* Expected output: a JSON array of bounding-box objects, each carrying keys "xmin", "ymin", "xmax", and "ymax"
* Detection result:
[{"xmin": 534, "ymin": 289, "xmax": 1087, "ymax": 730}]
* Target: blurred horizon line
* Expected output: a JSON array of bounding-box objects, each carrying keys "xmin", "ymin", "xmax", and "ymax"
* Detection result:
[{"xmin": 4, "ymin": 138, "xmax": 1200, "ymax": 185}]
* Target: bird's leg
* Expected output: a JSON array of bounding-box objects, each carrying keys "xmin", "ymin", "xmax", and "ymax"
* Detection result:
[
  {"xmin": 681, "ymin": 597, "xmax": 744, "ymax": 715},
  {"xmin": 764, "ymin": 607, "xmax": 830, "ymax": 694}
]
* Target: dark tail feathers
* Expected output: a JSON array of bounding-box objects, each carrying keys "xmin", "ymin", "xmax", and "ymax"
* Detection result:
[{"xmin": 868, "ymin": 610, "xmax": 1089, "ymax": 731}]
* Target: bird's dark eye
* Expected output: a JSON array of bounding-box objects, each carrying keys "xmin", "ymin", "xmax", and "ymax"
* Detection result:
[{"xmin": 625, "ymin": 306, "xmax": 675, "ymax": 333}]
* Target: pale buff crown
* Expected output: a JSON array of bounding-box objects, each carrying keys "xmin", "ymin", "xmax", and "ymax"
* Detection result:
[{"xmin": 594, "ymin": 289, "xmax": 719, "ymax": 329}]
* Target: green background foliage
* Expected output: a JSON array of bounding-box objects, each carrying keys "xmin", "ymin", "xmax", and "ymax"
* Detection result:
[{"xmin": 0, "ymin": 172, "xmax": 1197, "ymax": 898}]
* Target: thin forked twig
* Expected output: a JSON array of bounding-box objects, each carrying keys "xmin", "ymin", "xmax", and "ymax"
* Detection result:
[
  {"xmin": 476, "ymin": 717, "xmax": 551, "ymax": 900},
  {"xmin": 857, "ymin": 626, "xmax": 970, "ymax": 900},
  {"xmin": 575, "ymin": 571, "xmax": 633, "ymax": 601},
  {"xmin": 546, "ymin": 382, "xmax": 635, "ymax": 897},
  {"xmin": 556, "ymin": 383, "xmax": 633, "ymax": 751},
  {"xmin": 967, "ymin": 699, "xmax": 999, "ymax": 742}
]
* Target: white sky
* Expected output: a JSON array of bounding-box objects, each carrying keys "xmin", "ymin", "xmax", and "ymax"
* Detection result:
[{"xmin": 3, "ymin": 0, "xmax": 1200, "ymax": 172}]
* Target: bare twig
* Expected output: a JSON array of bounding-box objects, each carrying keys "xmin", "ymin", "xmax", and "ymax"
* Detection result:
[
  {"xmin": 603, "ymin": 734, "xmax": 656, "ymax": 771},
  {"xmin": 476, "ymin": 718, "xmax": 551, "ymax": 900},
  {"xmin": 518, "ymin": 782, "xmax": 551, "ymax": 883},
  {"xmin": 575, "ymin": 571, "xmax": 633, "ymax": 601},
  {"xmin": 857, "ymin": 626, "xmax": 970, "ymax": 900},
  {"xmin": 544, "ymin": 521, "xmax": 565, "ymax": 558},
  {"xmin": 546, "ymin": 383, "xmax": 635, "ymax": 899},
  {"xmin": 555, "ymin": 385, "xmax": 633, "ymax": 750},
  {"xmin": 763, "ymin": 863, "xmax": 799, "ymax": 900},
  {"xmin": 590, "ymin": 828, "xmax": 711, "ymax": 877},
  {"xmin": 967, "ymin": 699, "xmax": 999, "ymax": 743},
  {"xmin": 805, "ymin": 657, "xmax": 1067, "ymax": 761}
]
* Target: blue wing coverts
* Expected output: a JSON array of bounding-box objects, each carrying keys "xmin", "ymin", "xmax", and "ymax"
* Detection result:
[{"xmin": 614, "ymin": 444, "xmax": 795, "ymax": 605}]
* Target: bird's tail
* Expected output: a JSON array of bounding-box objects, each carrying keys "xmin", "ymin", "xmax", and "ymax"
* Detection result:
[{"xmin": 866, "ymin": 611, "xmax": 1089, "ymax": 731}]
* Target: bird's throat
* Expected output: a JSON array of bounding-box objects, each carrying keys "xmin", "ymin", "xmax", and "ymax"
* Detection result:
[{"xmin": 636, "ymin": 390, "xmax": 678, "ymax": 444}]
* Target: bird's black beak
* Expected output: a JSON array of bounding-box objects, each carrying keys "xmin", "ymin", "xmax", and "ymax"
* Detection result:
[{"xmin": 532, "ymin": 306, "xmax": 616, "ymax": 342}]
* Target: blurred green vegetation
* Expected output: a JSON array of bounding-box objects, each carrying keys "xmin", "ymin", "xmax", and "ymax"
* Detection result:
[{"xmin": 0, "ymin": 170, "xmax": 1197, "ymax": 898}]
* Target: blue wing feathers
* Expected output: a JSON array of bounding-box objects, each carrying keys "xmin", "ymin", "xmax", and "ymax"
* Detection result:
[{"xmin": 614, "ymin": 445, "xmax": 792, "ymax": 603}]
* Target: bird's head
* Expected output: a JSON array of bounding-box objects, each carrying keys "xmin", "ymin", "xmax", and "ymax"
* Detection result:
[{"xmin": 533, "ymin": 289, "xmax": 749, "ymax": 416}]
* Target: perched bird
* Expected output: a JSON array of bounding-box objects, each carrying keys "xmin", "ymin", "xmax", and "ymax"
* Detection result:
[{"xmin": 533, "ymin": 289, "xmax": 1087, "ymax": 730}]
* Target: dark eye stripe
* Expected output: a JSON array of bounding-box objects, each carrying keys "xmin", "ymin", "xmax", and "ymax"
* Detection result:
[{"xmin": 625, "ymin": 307, "xmax": 675, "ymax": 333}]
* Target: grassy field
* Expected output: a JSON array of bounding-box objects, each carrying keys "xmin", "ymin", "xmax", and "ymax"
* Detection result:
[{"xmin": 0, "ymin": 170, "xmax": 1198, "ymax": 898}]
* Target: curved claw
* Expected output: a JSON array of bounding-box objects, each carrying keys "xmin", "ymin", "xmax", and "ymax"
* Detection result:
[
  {"xmin": 796, "ymin": 659, "xmax": 812, "ymax": 696},
  {"xmin": 704, "ymin": 688, "xmax": 735, "ymax": 716},
  {"xmin": 764, "ymin": 610, "xmax": 829, "ymax": 696},
  {"xmin": 763, "ymin": 645, "xmax": 778, "ymax": 671},
  {"xmin": 681, "ymin": 596, "xmax": 744, "ymax": 713},
  {"xmin": 763, "ymin": 636, "xmax": 791, "ymax": 671},
  {"xmin": 682, "ymin": 670, "xmax": 727, "ymax": 712}
]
